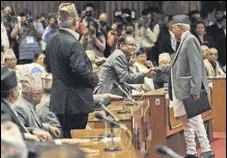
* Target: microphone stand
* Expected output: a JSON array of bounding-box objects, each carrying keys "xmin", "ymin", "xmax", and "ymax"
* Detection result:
[
  {"xmin": 104, "ymin": 123, "xmax": 122, "ymax": 152},
  {"xmin": 99, "ymin": 111, "xmax": 116, "ymax": 138},
  {"xmin": 117, "ymin": 97, "xmax": 131, "ymax": 114},
  {"xmin": 114, "ymin": 82, "xmax": 133, "ymax": 114}
]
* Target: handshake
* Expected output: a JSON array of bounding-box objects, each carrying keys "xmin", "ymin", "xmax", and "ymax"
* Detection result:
[{"xmin": 144, "ymin": 67, "xmax": 157, "ymax": 78}]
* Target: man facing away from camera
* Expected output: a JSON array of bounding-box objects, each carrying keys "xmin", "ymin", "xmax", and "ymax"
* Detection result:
[{"xmin": 45, "ymin": 3, "xmax": 99, "ymax": 138}]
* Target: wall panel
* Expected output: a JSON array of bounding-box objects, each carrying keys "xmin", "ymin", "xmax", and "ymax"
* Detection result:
[{"xmin": 1, "ymin": 1, "xmax": 200, "ymax": 24}]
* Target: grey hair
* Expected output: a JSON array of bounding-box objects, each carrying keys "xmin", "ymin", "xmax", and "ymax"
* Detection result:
[
  {"xmin": 58, "ymin": 18, "xmax": 75, "ymax": 28},
  {"xmin": 176, "ymin": 23, "xmax": 191, "ymax": 31}
]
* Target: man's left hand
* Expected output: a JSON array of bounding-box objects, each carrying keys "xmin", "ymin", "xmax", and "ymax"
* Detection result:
[{"xmin": 191, "ymin": 94, "xmax": 200, "ymax": 100}]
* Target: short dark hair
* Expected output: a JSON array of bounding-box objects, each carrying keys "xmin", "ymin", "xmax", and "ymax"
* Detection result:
[
  {"xmin": 36, "ymin": 13, "xmax": 46, "ymax": 19},
  {"xmin": 33, "ymin": 53, "xmax": 40, "ymax": 61},
  {"xmin": 189, "ymin": 10, "xmax": 200, "ymax": 19},
  {"xmin": 195, "ymin": 21, "xmax": 206, "ymax": 28},
  {"xmin": 84, "ymin": 3, "xmax": 95, "ymax": 10},
  {"xmin": 200, "ymin": 10, "xmax": 208, "ymax": 18},
  {"xmin": 117, "ymin": 35, "xmax": 134, "ymax": 48},
  {"xmin": 136, "ymin": 48, "xmax": 146, "ymax": 56}
]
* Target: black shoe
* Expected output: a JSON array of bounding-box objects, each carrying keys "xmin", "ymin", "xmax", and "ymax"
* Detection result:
[
  {"xmin": 184, "ymin": 154, "xmax": 198, "ymax": 158},
  {"xmin": 200, "ymin": 151, "xmax": 215, "ymax": 158}
]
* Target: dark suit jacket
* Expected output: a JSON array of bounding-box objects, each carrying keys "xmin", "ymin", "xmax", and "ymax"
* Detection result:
[
  {"xmin": 207, "ymin": 23, "xmax": 226, "ymax": 66},
  {"xmin": 195, "ymin": 34, "xmax": 215, "ymax": 48},
  {"xmin": 45, "ymin": 29, "xmax": 99, "ymax": 115},
  {"xmin": 1, "ymin": 99, "xmax": 28, "ymax": 133},
  {"xmin": 155, "ymin": 27, "xmax": 175, "ymax": 65}
]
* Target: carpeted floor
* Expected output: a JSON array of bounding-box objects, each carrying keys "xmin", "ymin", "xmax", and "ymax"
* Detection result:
[{"xmin": 197, "ymin": 132, "xmax": 226, "ymax": 158}]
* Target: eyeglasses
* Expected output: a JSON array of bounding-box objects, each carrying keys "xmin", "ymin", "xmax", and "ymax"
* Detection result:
[
  {"xmin": 125, "ymin": 43, "xmax": 137, "ymax": 48},
  {"xmin": 209, "ymin": 53, "xmax": 218, "ymax": 56}
]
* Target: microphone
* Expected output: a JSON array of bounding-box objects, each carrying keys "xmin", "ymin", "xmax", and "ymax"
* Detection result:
[
  {"xmin": 95, "ymin": 113, "xmax": 127, "ymax": 131},
  {"xmin": 99, "ymin": 103, "xmax": 119, "ymax": 122},
  {"xmin": 113, "ymin": 82, "xmax": 133, "ymax": 101},
  {"xmin": 155, "ymin": 145, "xmax": 183, "ymax": 158},
  {"xmin": 122, "ymin": 82, "xmax": 142, "ymax": 92}
]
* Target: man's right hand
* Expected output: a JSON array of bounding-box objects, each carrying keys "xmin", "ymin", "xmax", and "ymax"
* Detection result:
[
  {"xmin": 32, "ymin": 129, "xmax": 53, "ymax": 141},
  {"xmin": 144, "ymin": 68, "xmax": 156, "ymax": 78}
]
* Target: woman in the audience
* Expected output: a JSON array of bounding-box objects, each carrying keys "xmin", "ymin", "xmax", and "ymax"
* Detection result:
[{"xmin": 194, "ymin": 21, "xmax": 215, "ymax": 48}]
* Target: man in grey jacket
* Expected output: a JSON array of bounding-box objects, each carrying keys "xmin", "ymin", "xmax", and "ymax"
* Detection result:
[
  {"xmin": 155, "ymin": 15, "xmax": 215, "ymax": 158},
  {"xmin": 95, "ymin": 35, "xmax": 156, "ymax": 96}
]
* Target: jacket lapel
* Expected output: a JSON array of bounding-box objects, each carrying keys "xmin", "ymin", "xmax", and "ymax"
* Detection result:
[
  {"xmin": 171, "ymin": 32, "xmax": 190, "ymax": 66},
  {"xmin": 1, "ymin": 99, "xmax": 29, "ymax": 133}
]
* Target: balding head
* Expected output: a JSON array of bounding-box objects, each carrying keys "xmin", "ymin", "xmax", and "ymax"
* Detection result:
[
  {"xmin": 99, "ymin": 13, "xmax": 108, "ymax": 22},
  {"xmin": 200, "ymin": 45, "xmax": 209, "ymax": 59},
  {"xmin": 207, "ymin": 48, "xmax": 218, "ymax": 62}
]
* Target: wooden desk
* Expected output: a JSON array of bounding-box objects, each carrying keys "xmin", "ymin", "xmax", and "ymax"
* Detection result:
[
  {"xmin": 210, "ymin": 77, "xmax": 226, "ymax": 132},
  {"xmin": 88, "ymin": 100, "xmax": 151, "ymax": 156},
  {"xmin": 134, "ymin": 88, "xmax": 213, "ymax": 157},
  {"xmin": 71, "ymin": 128, "xmax": 142, "ymax": 158}
]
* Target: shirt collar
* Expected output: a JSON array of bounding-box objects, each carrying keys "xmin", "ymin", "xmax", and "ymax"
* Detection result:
[
  {"xmin": 181, "ymin": 31, "xmax": 190, "ymax": 42},
  {"xmin": 60, "ymin": 28, "xmax": 80, "ymax": 40}
]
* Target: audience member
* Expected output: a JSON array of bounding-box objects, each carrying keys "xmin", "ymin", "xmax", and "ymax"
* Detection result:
[
  {"xmin": 11, "ymin": 10, "xmax": 43, "ymax": 64},
  {"xmin": 132, "ymin": 48, "xmax": 155, "ymax": 91},
  {"xmin": 2, "ymin": 6, "xmax": 19, "ymax": 58},
  {"xmin": 80, "ymin": 19, "xmax": 106, "ymax": 57},
  {"xmin": 1, "ymin": 20, "xmax": 10, "ymax": 50},
  {"xmin": 153, "ymin": 53, "xmax": 171, "ymax": 89},
  {"xmin": 155, "ymin": 15, "xmax": 176, "ymax": 64},
  {"xmin": 194, "ymin": 21, "xmax": 215, "ymax": 48},
  {"xmin": 41, "ymin": 14, "xmax": 58, "ymax": 51},
  {"xmin": 3, "ymin": 48, "xmax": 18, "ymax": 73},
  {"xmin": 33, "ymin": 53, "xmax": 45, "ymax": 68},
  {"xmin": 200, "ymin": 45, "xmax": 210, "ymax": 59},
  {"xmin": 107, "ymin": 23, "xmax": 120, "ymax": 53},
  {"xmin": 189, "ymin": 10, "xmax": 201, "ymax": 34},
  {"xmin": 99, "ymin": 12, "xmax": 111, "ymax": 58},
  {"xmin": 135, "ymin": 8, "xmax": 160, "ymax": 65},
  {"xmin": 14, "ymin": 73, "xmax": 60, "ymax": 139},
  {"xmin": 204, "ymin": 48, "xmax": 226, "ymax": 77},
  {"xmin": 207, "ymin": 6, "xmax": 226, "ymax": 66},
  {"xmin": 81, "ymin": 3, "xmax": 97, "ymax": 28}
]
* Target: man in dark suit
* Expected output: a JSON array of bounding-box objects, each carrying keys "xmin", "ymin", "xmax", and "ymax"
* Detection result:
[
  {"xmin": 155, "ymin": 15, "xmax": 176, "ymax": 65},
  {"xmin": 207, "ymin": 7, "xmax": 226, "ymax": 67},
  {"xmin": 45, "ymin": 3, "xmax": 99, "ymax": 138}
]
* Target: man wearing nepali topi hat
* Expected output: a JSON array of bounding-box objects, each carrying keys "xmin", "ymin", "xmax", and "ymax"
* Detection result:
[
  {"xmin": 154, "ymin": 15, "xmax": 215, "ymax": 158},
  {"xmin": 45, "ymin": 2, "xmax": 99, "ymax": 138},
  {"xmin": 14, "ymin": 72, "xmax": 61, "ymax": 140}
]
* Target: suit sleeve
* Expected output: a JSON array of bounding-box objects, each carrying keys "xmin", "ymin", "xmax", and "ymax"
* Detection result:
[
  {"xmin": 112, "ymin": 55, "xmax": 145, "ymax": 84},
  {"xmin": 69, "ymin": 46, "xmax": 99, "ymax": 88},
  {"xmin": 187, "ymin": 37, "xmax": 202, "ymax": 95},
  {"xmin": 14, "ymin": 105, "xmax": 35, "ymax": 131},
  {"xmin": 44, "ymin": 44, "xmax": 51, "ymax": 73}
]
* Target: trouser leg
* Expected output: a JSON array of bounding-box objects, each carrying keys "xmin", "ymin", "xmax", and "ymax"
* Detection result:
[
  {"xmin": 190, "ymin": 114, "xmax": 211, "ymax": 153},
  {"xmin": 181, "ymin": 116, "xmax": 197, "ymax": 155}
]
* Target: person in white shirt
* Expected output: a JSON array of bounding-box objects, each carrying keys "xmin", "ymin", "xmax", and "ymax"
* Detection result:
[{"xmin": 133, "ymin": 48, "xmax": 155, "ymax": 91}]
